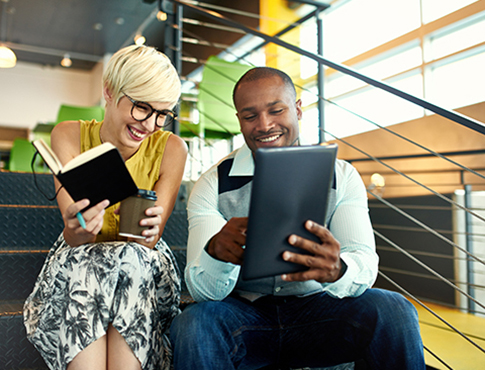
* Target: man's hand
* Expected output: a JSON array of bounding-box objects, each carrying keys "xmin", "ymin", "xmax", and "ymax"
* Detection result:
[
  {"xmin": 281, "ymin": 220, "xmax": 345, "ymax": 283},
  {"xmin": 207, "ymin": 217, "xmax": 248, "ymax": 265}
]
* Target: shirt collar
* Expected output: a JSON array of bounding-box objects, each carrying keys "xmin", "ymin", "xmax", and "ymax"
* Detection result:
[{"xmin": 229, "ymin": 143, "xmax": 254, "ymax": 177}]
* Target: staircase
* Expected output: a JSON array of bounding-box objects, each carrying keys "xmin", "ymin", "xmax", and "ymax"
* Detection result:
[{"xmin": 0, "ymin": 170, "xmax": 189, "ymax": 369}]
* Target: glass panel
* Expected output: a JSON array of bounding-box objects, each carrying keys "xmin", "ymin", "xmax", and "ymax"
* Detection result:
[
  {"xmin": 325, "ymin": 45, "xmax": 423, "ymax": 100},
  {"xmin": 430, "ymin": 18, "xmax": 485, "ymax": 60},
  {"xmin": 301, "ymin": 85, "xmax": 319, "ymax": 106},
  {"xmin": 324, "ymin": 73, "xmax": 424, "ymax": 139},
  {"xmin": 300, "ymin": 20, "xmax": 318, "ymax": 79},
  {"xmin": 325, "ymin": 72, "xmax": 367, "ymax": 99},
  {"xmin": 300, "ymin": 107, "xmax": 321, "ymax": 144},
  {"xmin": 323, "ymin": 0, "xmax": 421, "ymax": 62},
  {"xmin": 360, "ymin": 46, "xmax": 423, "ymax": 80},
  {"xmin": 421, "ymin": 0, "xmax": 478, "ymax": 24},
  {"xmin": 430, "ymin": 51, "xmax": 485, "ymax": 109}
]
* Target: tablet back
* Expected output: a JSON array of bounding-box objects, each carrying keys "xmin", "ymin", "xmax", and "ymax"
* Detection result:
[{"xmin": 242, "ymin": 144, "xmax": 338, "ymax": 280}]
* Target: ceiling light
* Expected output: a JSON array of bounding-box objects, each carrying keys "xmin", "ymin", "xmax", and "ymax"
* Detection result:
[
  {"xmin": 60, "ymin": 53, "xmax": 72, "ymax": 68},
  {"xmin": 0, "ymin": 44, "xmax": 16, "ymax": 68},
  {"xmin": 370, "ymin": 173, "xmax": 385, "ymax": 188},
  {"xmin": 0, "ymin": 0, "xmax": 15, "ymax": 68},
  {"xmin": 134, "ymin": 34, "xmax": 146, "ymax": 46},
  {"xmin": 156, "ymin": 11, "xmax": 167, "ymax": 22}
]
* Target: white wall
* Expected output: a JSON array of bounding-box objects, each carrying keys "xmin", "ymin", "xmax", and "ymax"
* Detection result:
[{"xmin": 0, "ymin": 60, "xmax": 103, "ymax": 130}]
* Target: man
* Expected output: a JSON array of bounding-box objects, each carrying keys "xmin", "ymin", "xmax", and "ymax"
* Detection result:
[{"xmin": 170, "ymin": 67, "xmax": 425, "ymax": 369}]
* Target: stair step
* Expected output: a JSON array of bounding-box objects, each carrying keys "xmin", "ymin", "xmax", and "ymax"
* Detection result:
[
  {"xmin": 0, "ymin": 312, "xmax": 48, "ymax": 369},
  {"xmin": 0, "ymin": 252, "xmax": 47, "ymax": 301},
  {"xmin": 0, "ymin": 171, "xmax": 191, "ymax": 369},
  {"xmin": 0, "ymin": 171, "xmax": 56, "ymax": 206},
  {"xmin": 0, "ymin": 207, "xmax": 63, "ymax": 250}
]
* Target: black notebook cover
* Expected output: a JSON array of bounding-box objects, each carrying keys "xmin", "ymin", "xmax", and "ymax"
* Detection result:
[
  {"xmin": 57, "ymin": 148, "xmax": 138, "ymax": 208},
  {"xmin": 242, "ymin": 144, "xmax": 338, "ymax": 280}
]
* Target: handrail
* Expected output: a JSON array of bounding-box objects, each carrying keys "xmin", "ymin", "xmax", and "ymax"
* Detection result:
[
  {"xmin": 173, "ymin": 0, "xmax": 485, "ymax": 136},
  {"xmin": 169, "ymin": 1, "xmax": 485, "ymax": 365},
  {"xmin": 347, "ymin": 149, "xmax": 485, "ymax": 162}
]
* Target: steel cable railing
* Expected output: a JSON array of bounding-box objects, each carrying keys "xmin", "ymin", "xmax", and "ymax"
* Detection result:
[
  {"xmin": 172, "ymin": 0, "xmax": 485, "ymax": 249},
  {"xmin": 164, "ymin": 2, "xmax": 485, "ymax": 366},
  {"xmin": 176, "ymin": 8, "xmax": 485, "ymax": 231},
  {"xmin": 378, "ymin": 271, "xmax": 475, "ymax": 370},
  {"xmin": 323, "ymin": 129, "xmax": 485, "ymax": 225},
  {"xmin": 372, "ymin": 225, "xmax": 485, "ymax": 312},
  {"xmin": 174, "ymin": 0, "xmax": 485, "ymax": 136},
  {"xmin": 173, "ymin": 0, "xmax": 485, "ymax": 264}
]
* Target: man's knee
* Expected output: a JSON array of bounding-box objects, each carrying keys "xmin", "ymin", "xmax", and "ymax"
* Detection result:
[
  {"xmin": 370, "ymin": 289, "xmax": 417, "ymax": 315},
  {"xmin": 360, "ymin": 289, "xmax": 419, "ymax": 330},
  {"xmin": 170, "ymin": 301, "xmax": 233, "ymax": 343}
]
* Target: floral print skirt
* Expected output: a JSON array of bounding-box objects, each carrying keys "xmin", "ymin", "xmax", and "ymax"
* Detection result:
[{"xmin": 23, "ymin": 234, "xmax": 181, "ymax": 370}]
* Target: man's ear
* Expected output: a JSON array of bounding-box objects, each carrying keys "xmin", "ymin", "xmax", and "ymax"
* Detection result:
[
  {"xmin": 296, "ymin": 99, "xmax": 303, "ymax": 120},
  {"xmin": 236, "ymin": 112, "xmax": 243, "ymax": 127}
]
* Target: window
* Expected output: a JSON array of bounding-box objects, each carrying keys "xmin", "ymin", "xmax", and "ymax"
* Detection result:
[
  {"xmin": 323, "ymin": 0, "xmax": 421, "ymax": 63},
  {"xmin": 430, "ymin": 50, "xmax": 485, "ymax": 109},
  {"xmin": 297, "ymin": 0, "xmax": 485, "ymax": 140},
  {"xmin": 429, "ymin": 16, "xmax": 485, "ymax": 61},
  {"xmin": 421, "ymin": 0, "xmax": 478, "ymax": 24}
]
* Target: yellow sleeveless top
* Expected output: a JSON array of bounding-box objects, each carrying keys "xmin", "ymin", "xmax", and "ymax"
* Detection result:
[{"xmin": 80, "ymin": 119, "xmax": 172, "ymax": 242}]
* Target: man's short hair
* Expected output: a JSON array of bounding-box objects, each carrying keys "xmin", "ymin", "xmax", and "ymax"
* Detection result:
[
  {"xmin": 232, "ymin": 67, "xmax": 296, "ymax": 106},
  {"xmin": 103, "ymin": 45, "xmax": 181, "ymax": 107}
]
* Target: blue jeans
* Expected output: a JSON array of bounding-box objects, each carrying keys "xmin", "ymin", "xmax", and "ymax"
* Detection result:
[{"xmin": 170, "ymin": 288, "xmax": 425, "ymax": 370}]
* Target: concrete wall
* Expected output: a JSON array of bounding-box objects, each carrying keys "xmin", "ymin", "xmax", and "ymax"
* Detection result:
[{"xmin": 0, "ymin": 60, "xmax": 104, "ymax": 130}]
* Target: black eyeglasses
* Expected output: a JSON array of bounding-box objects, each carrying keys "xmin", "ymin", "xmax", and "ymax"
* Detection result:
[{"xmin": 124, "ymin": 94, "xmax": 177, "ymax": 128}]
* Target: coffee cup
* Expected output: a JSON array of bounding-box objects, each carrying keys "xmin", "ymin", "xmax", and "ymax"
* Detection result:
[{"xmin": 119, "ymin": 189, "xmax": 157, "ymax": 239}]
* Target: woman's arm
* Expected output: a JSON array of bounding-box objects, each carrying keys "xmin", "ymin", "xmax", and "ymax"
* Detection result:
[
  {"xmin": 51, "ymin": 121, "xmax": 109, "ymax": 247},
  {"xmin": 134, "ymin": 133, "xmax": 188, "ymax": 249}
]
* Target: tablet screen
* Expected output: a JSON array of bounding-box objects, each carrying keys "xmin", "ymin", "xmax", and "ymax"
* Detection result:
[{"xmin": 242, "ymin": 144, "xmax": 338, "ymax": 280}]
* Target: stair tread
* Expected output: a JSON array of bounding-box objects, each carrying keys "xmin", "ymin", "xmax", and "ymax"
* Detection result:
[{"xmin": 0, "ymin": 300, "xmax": 24, "ymax": 316}]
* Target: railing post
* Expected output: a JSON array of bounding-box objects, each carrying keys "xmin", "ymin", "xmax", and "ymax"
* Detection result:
[
  {"xmin": 172, "ymin": 3, "xmax": 182, "ymax": 136},
  {"xmin": 162, "ymin": 0, "xmax": 181, "ymax": 136},
  {"xmin": 464, "ymin": 184, "xmax": 476, "ymax": 313},
  {"xmin": 316, "ymin": 9, "xmax": 325, "ymax": 144}
]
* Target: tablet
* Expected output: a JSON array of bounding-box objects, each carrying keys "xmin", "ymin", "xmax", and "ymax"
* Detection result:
[{"xmin": 242, "ymin": 144, "xmax": 338, "ymax": 280}]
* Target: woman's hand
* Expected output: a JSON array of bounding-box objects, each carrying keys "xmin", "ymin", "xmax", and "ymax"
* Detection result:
[
  {"xmin": 63, "ymin": 199, "xmax": 110, "ymax": 247},
  {"xmin": 128, "ymin": 204, "xmax": 164, "ymax": 249}
]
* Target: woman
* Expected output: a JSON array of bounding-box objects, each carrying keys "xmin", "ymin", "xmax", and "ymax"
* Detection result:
[{"xmin": 24, "ymin": 45, "xmax": 187, "ymax": 370}]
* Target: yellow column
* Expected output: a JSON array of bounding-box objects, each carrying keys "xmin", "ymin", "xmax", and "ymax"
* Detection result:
[{"xmin": 259, "ymin": 0, "xmax": 302, "ymax": 80}]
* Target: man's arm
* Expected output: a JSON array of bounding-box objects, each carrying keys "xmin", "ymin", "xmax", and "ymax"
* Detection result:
[
  {"xmin": 185, "ymin": 169, "xmax": 241, "ymax": 302},
  {"xmin": 326, "ymin": 161, "xmax": 378, "ymax": 297}
]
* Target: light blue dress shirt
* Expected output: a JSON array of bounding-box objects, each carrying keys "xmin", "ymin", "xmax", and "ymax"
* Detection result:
[{"xmin": 185, "ymin": 144, "xmax": 378, "ymax": 302}]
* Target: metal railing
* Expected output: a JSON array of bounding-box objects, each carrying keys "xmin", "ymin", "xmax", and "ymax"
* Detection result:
[{"xmin": 161, "ymin": 1, "xmax": 485, "ymax": 368}]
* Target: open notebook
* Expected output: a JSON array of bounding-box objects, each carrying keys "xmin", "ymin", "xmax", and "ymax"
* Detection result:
[{"xmin": 242, "ymin": 144, "xmax": 338, "ymax": 280}]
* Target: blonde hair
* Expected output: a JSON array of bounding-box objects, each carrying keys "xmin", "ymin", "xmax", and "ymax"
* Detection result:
[{"xmin": 103, "ymin": 45, "xmax": 181, "ymax": 107}]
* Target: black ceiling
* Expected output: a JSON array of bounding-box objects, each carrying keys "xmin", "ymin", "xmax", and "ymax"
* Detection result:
[{"xmin": 0, "ymin": 0, "xmax": 259, "ymax": 76}]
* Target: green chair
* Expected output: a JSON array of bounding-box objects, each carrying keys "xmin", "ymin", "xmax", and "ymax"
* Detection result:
[
  {"xmin": 8, "ymin": 138, "xmax": 37, "ymax": 172},
  {"xmin": 197, "ymin": 56, "xmax": 252, "ymax": 138},
  {"xmin": 32, "ymin": 122, "xmax": 56, "ymax": 147},
  {"xmin": 56, "ymin": 104, "xmax": 105, "ymax": 124}
]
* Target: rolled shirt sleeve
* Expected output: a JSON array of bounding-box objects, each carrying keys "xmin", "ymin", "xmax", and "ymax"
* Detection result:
[
  {"xmin": 323, "ymin": 161, "xmax": 378, "ymax": 298},
  {"xmin": 185, "ymin": 165, "xmax": 240, "ymax": 302}
]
